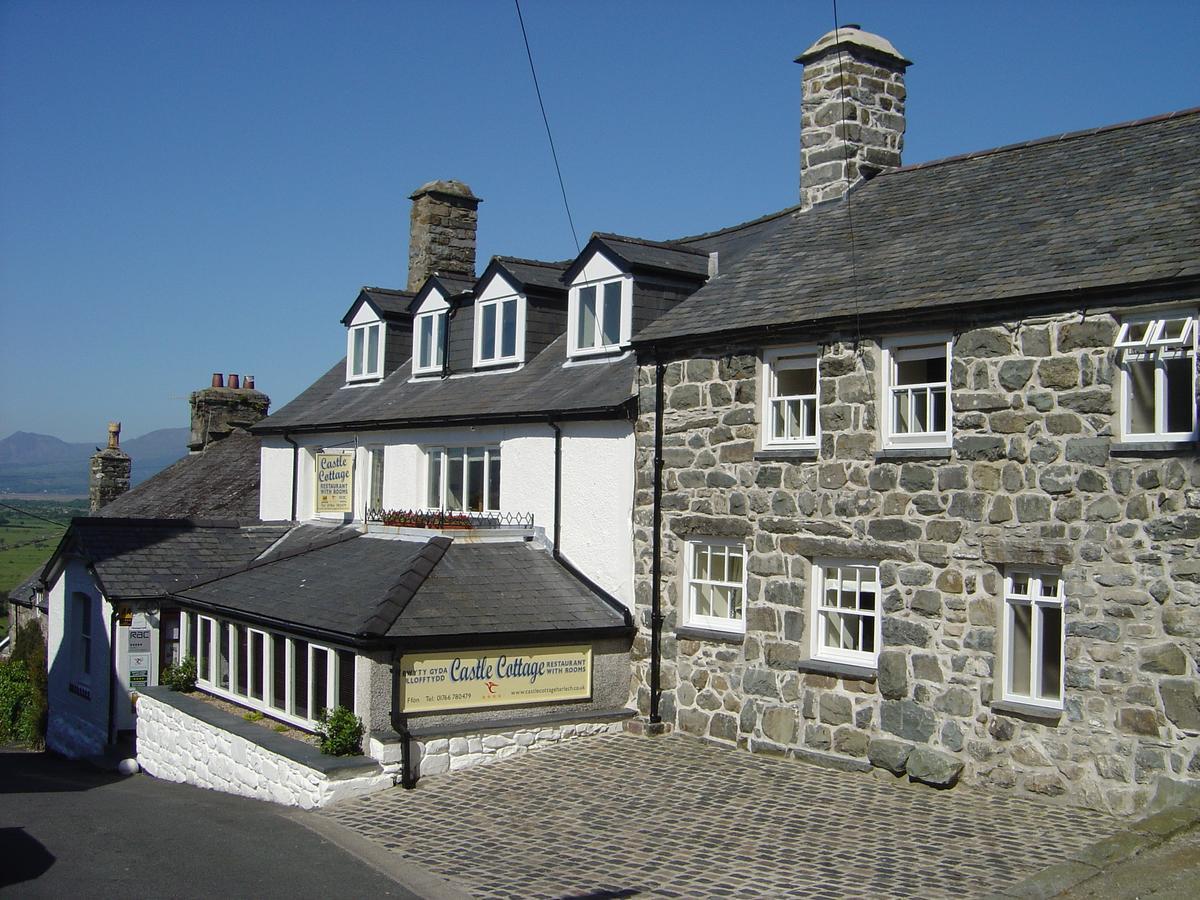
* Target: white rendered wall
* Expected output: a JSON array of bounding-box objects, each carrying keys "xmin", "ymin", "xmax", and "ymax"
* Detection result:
[
  {"xmin": 45, "ymin": 559, "xmax": 110, "ymax": 759},
  {"xmin": 259, "ymin": 439, "xmax": 295, "ymax": 521},
  {"xmin": 256, "ymin": 419, "xmax": 636, "ymax": 607}
]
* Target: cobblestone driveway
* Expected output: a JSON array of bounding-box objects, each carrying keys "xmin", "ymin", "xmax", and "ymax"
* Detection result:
[{"xmin": 322, "ymin": 733, "xmax": 1117, "ymax": 899}]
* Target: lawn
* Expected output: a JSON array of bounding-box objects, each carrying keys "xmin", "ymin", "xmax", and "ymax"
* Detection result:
[{"xmin": 0, "ymin": 500, "xmax": 87, "ymax": 632}]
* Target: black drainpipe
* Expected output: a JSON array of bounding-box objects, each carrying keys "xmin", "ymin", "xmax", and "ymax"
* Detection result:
[
  {"xmin": 649, "ymin": 350, "xmax": 666, "ymax": 725},
  {"xmin": 440, "ymin": 298, "xmax": 458, "ymax": 379},
  {"xmin": 549, "ymin": 419, "xmax": 562, "ymax": 559},
  {"xmin": 390, "ymin": 662, "xmax": 417, "ymax": 789},
  {"xmin": 283, "ymin": 432, "xmax": 300, "ymax": 521},
  {"xmin": 106, "ymin": 604, "xmax": 119, "ymax": 746}
]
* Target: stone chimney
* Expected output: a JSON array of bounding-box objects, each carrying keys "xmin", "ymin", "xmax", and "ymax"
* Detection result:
[
  {"xmin": 406, "ymin": 180, "xmax": 481, "ymax": 292},
  {"xmin": 796, "ymin": 25, "xmax": 911, "ymax": 209},
  {"xmin": 188, "ymin": 373, "xmax": 271, "ymax": 452},
  {"xmin": 90, "ymin": 422, "xmax": 131, "ymax": 512}
]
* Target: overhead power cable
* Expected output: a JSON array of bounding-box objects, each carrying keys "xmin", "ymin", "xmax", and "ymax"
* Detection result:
[
  {"xmin": 514, "ymin": 0, "xmax": 581, "ymax": 254},
  {"xmin": 0, "ymin": 501, "xmax": 73, "ymax": 528}
]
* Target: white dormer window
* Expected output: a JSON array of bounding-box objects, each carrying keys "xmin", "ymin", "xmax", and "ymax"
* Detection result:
[
  {"xmin": 414, "ymin": 310, "xmax": 447, "ymax": 375},
  {"xmin": 347, "ymin": 323, "xmax": 383, "ymax": 382},
  {"xmin": 474, "ymin": 296, "xmax": 523, "ymax": 366},
  {"xmin": 568, "ymin": 277, "xmax": 632, "ymax": 358}
]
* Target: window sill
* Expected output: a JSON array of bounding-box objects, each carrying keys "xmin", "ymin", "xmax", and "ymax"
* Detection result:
[
  {"xmin": 674, "ymin": 626, "xmax": 745, "ymax": 645},
  {"xmin": 990, "ymin": 698, "xmax": 1063, "ymax": 724},
  {"xmin": 473, "ymin": 357, "xmax": 523, "ymax": 371},
  {"xmin": 755, "ymin": 448, "xmax": 818, "ymax": 462},
  {"xmin": 875, "ymin": 447, "xmax": 951, "ymax": 460},
  {"xmin": 1110, "ymin": 440, "xmax": 1199, "ymax": 457},
  {"xmin": 797, "ymin": 658, "xmax": 877, "ymax": 681}
]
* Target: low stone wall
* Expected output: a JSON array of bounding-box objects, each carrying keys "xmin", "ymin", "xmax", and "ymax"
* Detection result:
[
  {"xmin": 414, "ymin": 719, "xmax": 626, "ymax": 776},
  {"xmin": 136, "ymin": 689, "xmax": 393, "ymax": 809}
]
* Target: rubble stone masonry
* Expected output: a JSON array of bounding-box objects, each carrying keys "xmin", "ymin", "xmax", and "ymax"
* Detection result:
[{"xmin": 631, "ymin": 309, "xmax": 1200, "ymax": 816}]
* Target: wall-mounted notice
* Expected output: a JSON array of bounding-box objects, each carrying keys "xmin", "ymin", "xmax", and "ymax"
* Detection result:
[
  {"xmin": 399, "ymin": 645, "xmax": 592, "ymax": 713},
  {"xmin": 316, "ymin": 451, "xmax": 354, "ymax": 513}
]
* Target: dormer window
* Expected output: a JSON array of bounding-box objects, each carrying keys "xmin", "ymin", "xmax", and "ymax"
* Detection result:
[
  {"xmin": 414, "ymin": 310, "xmax": 447, "ymax": 375},
  {"xmin": 475, "ymin": 295, "xmax": 522, "ymax": 366},
  {"xmin": 347, "ymin": 323, "xmax": 383, "ymax": 382},
  {"xmin": 569, "ymin": 277, "xmax": 631, "ymax": 358}
]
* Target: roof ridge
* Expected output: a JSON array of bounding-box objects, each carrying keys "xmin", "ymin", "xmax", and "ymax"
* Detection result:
[
  {"xmin": 885, "ymin": 105, "xmax": 1200, "ymax": 177},
  {"xmin": 592, "ymin": 232, "xmax": 710, "ymax": 256},
  {"xmin": 672, "ymin": 203, "xmax": 803, "ymax": 244},
  {"xmin": 358, "ymin": 535, "xmax": 453, "ymax": 636},
  {"xmin": 496, "ymin": 255, "xmax": 570, "ymax": 270}
]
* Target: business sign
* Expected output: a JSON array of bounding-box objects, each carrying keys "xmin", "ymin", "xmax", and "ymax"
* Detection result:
[
  {"xmin": 399, "ymin": 645, "xmax": 592, "ymax": 713},
  {"xmin": 315, "ymin": 451, "xmax": 354, "ymax": 513},
  {"xmin": 127, "ymin": 614, "xmax": 152, "ymax": 688}
]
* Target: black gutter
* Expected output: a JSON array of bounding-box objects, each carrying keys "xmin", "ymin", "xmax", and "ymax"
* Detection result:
[
  {"xmin": 283, "ymin": 432, "xmax": 300, "ymax": 521},
  {"xmin": 649, "ymin": 351, "xmax": 666, "ymax": 725},
  {"xmin": 440, "ymin": 296, "xmax": 459, "ymax": 379},
  {"xmin": 253, "ymin": 403, "xmax": 635, "ymax": 437}
]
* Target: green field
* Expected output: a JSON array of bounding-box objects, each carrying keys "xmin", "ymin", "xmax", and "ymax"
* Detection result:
[{"xmin": 1, "ymin": 498, "xmax": 88, "ymax": 634}]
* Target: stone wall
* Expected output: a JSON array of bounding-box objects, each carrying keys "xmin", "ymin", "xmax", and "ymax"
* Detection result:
[
  {"xmin": 414, "ymin": 720, "xmax": 625, "ymax": 777},
  {"xmin": 632, "ymin": 308, "xmax": 1200, "ymax": 816},
  {"xmin": 406, "ymin": 180, "xmax": 479, "ymax": 292},
  {"xmin": 136, "ymin": 692, "xmax": 395, "ymax": 809}
]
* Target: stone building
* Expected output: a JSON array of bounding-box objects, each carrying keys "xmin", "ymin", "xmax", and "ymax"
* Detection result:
[{"xmin": 626, "ymin": 29, "xmax": 1200, "ymax": 815}]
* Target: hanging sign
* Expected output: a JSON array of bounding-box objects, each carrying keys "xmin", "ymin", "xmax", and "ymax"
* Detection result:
[
  {"xmin": 315, "ymin": 451, "xmax": 354, "ymax": 513},
  {"xmin": 399, "ymin": 645, "xmax": 592, "ymax": 713}
]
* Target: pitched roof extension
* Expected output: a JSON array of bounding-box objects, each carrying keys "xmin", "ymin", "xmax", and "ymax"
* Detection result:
[
  {"xmin": 635, "ymin": 108, "xmax": 1200, "ymax": 344},
  {"xmin": 96, "ymin": 430, "xmax": 263, "ymax": 521},
  {"xmin": 51, "ymin": 518, "xmax": 290, "ymax": 600},
  {"xmin": 175, "ymin": 532, "xmax": 630, "ymax": 647}
]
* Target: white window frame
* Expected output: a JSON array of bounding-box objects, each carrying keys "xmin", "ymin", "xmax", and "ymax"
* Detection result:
[
  {"xmin": 810, "ymin": 560, "xmax": 882, "ymax": 668},
  {"xmin": 683, "ymin": 539, "xmax": 747, "ymax": 634},
  {"xmin": 425, "ymin": 445, "xmax": 502, "ymax": 513},
  {"xmin": 346, "ymin": 321, "xmax": 384, "ymax": 382},
  {"xmin": 567, "ymin": 276, "xmax": 633, "ymax": 358},
  {"xmin": 365, "ymin": 446, "xmax": 385, "ymax": 514},
  {"xmin": 762, "ymin": 347, "xmax": 820, "ymax": 449},
  {"xmin": 881, "ymin": 335, "xmax": 952, "ymax": 449},
  {"xmin": 473, "ymin": 294, "xmax": 525, "ymax": 367},
  {"xmin": 1001, "ymin": 568, "xmax": 1065, "ymax": 711},
  {"xmin": 413, "ymin": 309, "xmax": 447, "ymax": 375},
  {"xmin": 185, "ymin": 613, "xmax": 355, "ymax": 731},
  {"xmin": 1116, "ymin": 309, "xmax": 1198, "ymax": 442}
]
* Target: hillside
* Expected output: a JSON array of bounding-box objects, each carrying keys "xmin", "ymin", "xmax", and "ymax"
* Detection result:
[{"xmin": 0, "ymin": 428, "xmax": 190, "ymax": 495}]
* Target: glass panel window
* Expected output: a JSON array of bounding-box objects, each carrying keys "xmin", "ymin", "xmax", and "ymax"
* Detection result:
[
  {"xmin": 764, "ymin": 350, "xmax": 819, "ymax": 447},
  {"xmin": 348, "ymin": 323, "xmax": 383, "ymax": 381},
  {"xmin": 811, "ymin": 562, "xmax": 881, "ymax": 666},
  {"xmin": 1003, "ymin": 569, "xmax": 1065, "ymax": 709},
  {"xmin": 249, "ymin": 630, "xmax": 265, "ymax": 701},
  {"xmin": 337, "ymin": 650, "xmax": 356, "ymax": 713},
  {"xmin": 234, "ymin": 624, "xmax": 248, "ymax": 696},
  {"xmin": 684, "ymin": 540, "xmax": 747, "ymax": 633},
  {"xmin": 198, "ymin": 617, "xmax": 213, "ymax": 683},
  {"xmin": 1119, "ymin": 312, "xmax": 1197, "ymax": 441},
  {"xmin": 368, "ymin": 448, "xmax": 385, "ymax": 512},
  {"xmin": 217, "ymin": 623, "xmax": 231, "ymax": 690},
  {"xmin": 185, "ymin": 611, "xmax": 197, "ymax": 663},
  {"xmin": 270, "ymin": 634, "xmax": 286, "ymax": 711},
  {"xmin": 476, "ymin": 296, "xmax": 521, "ymax": 365},
  {"xmin": 414, "ymin": 310, "xmax": 446, "ymax": 374},
  {"xmin": 310, "ymin": 646, "xmax": 329, "ymax": 719},
  {"xmin": 426, "ymin": 446, "xmax": 502, "ymax": 513},
  {"xmin": 292, "ymin": 638, "xmax": 309, "ymax": 719},
  {"xmin": 885, "ymin": 338, "xmax": 951, "ymax": 447},
  {"xmin": 572, "ymin": 278, "xmax": 626, "ymax": 355}
]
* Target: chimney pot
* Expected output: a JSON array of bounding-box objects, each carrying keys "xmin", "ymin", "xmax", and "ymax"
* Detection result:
[
  {"xmin": 245, "ymin": 375, "xmax": 255, "ymax": 390},
  {"xmin": 212, "ymin": 373, "xmax": 224, "ymax": 388},
  {"xmin": 228, "ymin": 374, "xmax": 240, "ymax": 389}
]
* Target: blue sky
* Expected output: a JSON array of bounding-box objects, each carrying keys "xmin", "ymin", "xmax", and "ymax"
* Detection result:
[{"xmin": 2, "ymin": 1, "xmax": 1198, "ymax": 442}]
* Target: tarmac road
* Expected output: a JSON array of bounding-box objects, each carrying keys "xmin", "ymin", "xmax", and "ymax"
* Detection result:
[{"xmin": 0, "ymin": 749, "xmax": 424, "ymax": 899}]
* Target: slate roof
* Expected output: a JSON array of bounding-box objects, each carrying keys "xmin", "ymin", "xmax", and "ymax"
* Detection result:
[
  {"xmin": 8, "ymin": 569, "xmax": 45, "ymax": 611},
  {"xmin": 567, "ymin": 233, "xmax": 711, "ymax": 283},
  {"xmin": 96, "ymin": 430, "xmax": 263, "ymax": 520},
  {"xmin": 52, "ymin": 518, "xmax": 290, "ymax": 600},
  {"xmin": 175, "ymin": 532, "xmax": 630, "ymax": 646},
  {"xmin": 362, "ymin": 287, "xmax": 415, "ymax": 320},
  {"xmin": 635, "ymin": 108, "xmax": 1200, "ymax": 344},
  {"xmin": 254, "ymin": 334, "xmax": 636, "ymax": 433},
  {"xmin": 489, "ymin": 257, "xmax": 570, "ymax": 294}
]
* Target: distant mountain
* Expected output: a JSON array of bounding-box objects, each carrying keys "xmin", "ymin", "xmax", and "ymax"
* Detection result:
[{"xmin": 0, "ymin": 428, "xmax": 190, "ymax": 495}]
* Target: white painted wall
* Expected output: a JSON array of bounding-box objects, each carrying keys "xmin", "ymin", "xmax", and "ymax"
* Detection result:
[
  {"xmin": 257, "ymin": 419, "xmax": 636, "ymax": 607},
  {"xmin": 45, "ymin": 559, "xmax": 110, "ymax": 758}
]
